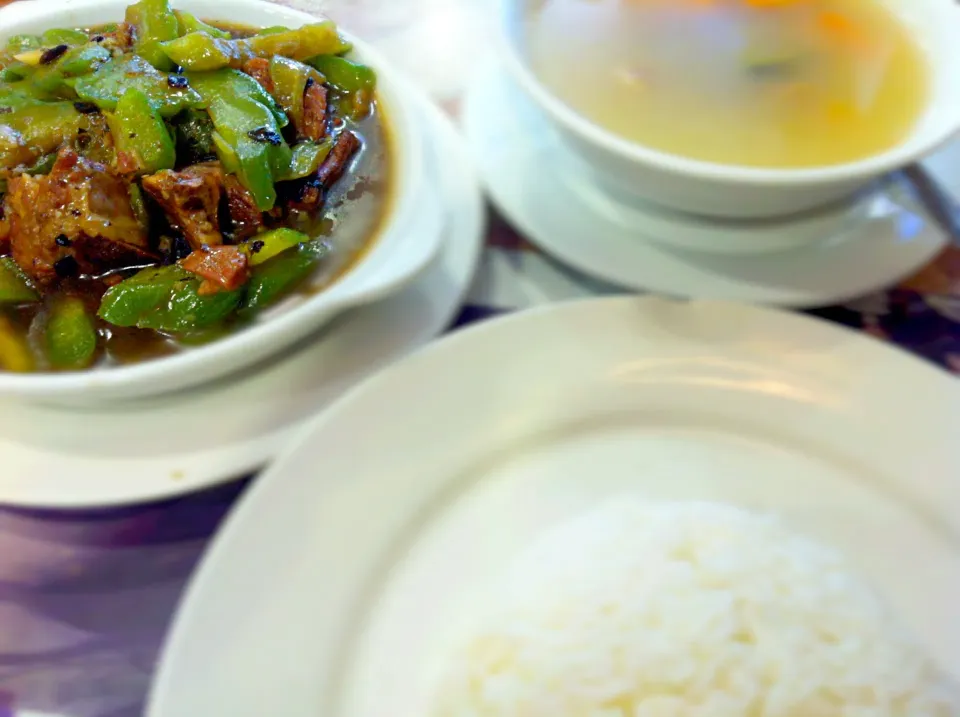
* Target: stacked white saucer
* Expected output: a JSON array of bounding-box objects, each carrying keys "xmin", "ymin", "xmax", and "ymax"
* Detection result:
[{"xmin": 462, "ymin": 0, "xmax": 960, "ymax": 309}]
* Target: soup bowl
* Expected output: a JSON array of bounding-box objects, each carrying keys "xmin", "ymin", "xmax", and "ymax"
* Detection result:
[
  {"xmin": 0, "ymin": 0, "xmax": 441, "ymax": 406},
  {"xmin": 499, "ymin": 0, "xmax": 960, "ymax": 221}
]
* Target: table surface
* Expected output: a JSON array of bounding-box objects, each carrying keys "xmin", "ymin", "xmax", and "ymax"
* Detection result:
[{"xmin": 1, "ymin": 1, "xmax": 958, "ymax": 715}]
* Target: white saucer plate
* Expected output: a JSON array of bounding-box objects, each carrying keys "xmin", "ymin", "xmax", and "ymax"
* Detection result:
[
  {"xmin": 0, "ymin": 97, "xmax": 486, "ymax": 509},
  {"xmin": 149, "ymin": 296, "xmax": 960, "ymax": 717},
  {"xmin": 464, "ymin": 60, "xmax": 950, "ymax": 307}
]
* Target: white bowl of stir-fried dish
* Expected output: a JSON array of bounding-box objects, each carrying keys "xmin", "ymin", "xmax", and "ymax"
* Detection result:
[
  {"xmin": 0, "ymin": 0, "xmax": 440, "ymax": 404},
  {"xmin": 499, "ymin": 0, "xmax": 960, "ymax": 220}
]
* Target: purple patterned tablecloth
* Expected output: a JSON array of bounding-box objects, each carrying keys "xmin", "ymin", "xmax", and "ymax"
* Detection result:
[{"xmin": 0, "ymin": 0, "xmax": 958, "ymax": 714}]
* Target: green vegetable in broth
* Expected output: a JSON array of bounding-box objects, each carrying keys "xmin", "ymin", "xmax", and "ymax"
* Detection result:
[
  {"xmin": 73, "ymin": 55, "xmax": 203, "ymax": 116},
  {"xmin": 99, "ymin": 265, "xmax": 242, "ymax": 332},
  {"xmin": 0, "ymin": 258, "xmax": 39, "ymax": 304},
  {"xmin": 45, "ymin": 297, "xmax": 98, "ymax": 369},
  {"xmin": 241, "ymin": 240, "xmax": 329, "ymax": 315},
  {"xmin": 174, "ymin": 10, "xmax": 231, "ymax": 40},
  {"xmin": 248, "ymin": 228, "xmax": 310, "ymax": 266},
  {"xmin": 189, "ymin": 69, "xmax": 291, "ymax": 210},
  {"xmin": 0, "ymin": 101, "xmax": 85, "ymax": 166},
  {"xmin": 0, "ymin": 315, "xmax": 34, "ymax": 372},
  {"xmin": 284, "ymin": 139, "xmax": 333, "ymax": 180},
  {"xmin": 308, "ymin": 55, "xmax": 374, "ymax": 94},
  {"xmin": 308, "ymin": 55, "xmax": 376, "ymax": 119},
  {"xmin": 42, "ymin": 29, "xmax": 92, "ymax": 47},
  {"xmin": 269, "ymin": 56, "xmax": 324, "ymax": 129},
  {"xmin": 126, "ymin": 0, "xmax": 180, "ymax": 70},
  {"xmin": 57, "ymin": 44, "xmax": 113, "ymax": 77},
  {"xmin": 109, "ymin": 87, "xmax": 177, "ymax": 174},
  {"xmin": 6, "ymin": 35, "xmax": 42, "ymax": 55},
  {"xmin": 160, "ymin": 21, "xmax": 351, "ymax": 71}
]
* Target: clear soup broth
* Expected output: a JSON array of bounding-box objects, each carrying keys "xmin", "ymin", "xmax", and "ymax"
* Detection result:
[{"xmin": 525, "ymin": 0, "xmax": 929, "ymax": 168}]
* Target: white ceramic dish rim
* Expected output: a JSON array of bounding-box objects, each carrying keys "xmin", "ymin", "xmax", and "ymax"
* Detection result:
[
  {"xmin": 146, "ymin": 296, "xmax": 960, "ymax": 717},
  {"xmin": 0, "ymin": 0, "xmax": 431, "ymax": 400},
  {"xmin": 497, "ymin": 0, "xmax": 960, "ymax": 185}
]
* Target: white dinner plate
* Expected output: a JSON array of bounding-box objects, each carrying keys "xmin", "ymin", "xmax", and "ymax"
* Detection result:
[
  {"xmin": 0, "ymin": 96, "xmax": 485, "ymax": 509},
  {"xmin": 148, "ymin": 296, "xmax": 960, "ymax": 717},
  {"xmin": 463, "ymin": 60, "xmax": 950, "ymax": 307}
]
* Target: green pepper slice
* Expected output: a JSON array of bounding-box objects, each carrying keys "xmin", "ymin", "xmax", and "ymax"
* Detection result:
[
  {"xmin": 0, "ymin": 257, "xmax": 39, "ymax": 304},
  {"xmin": 269, "ymin": 56, "xmax": 323, "ymax": 129},
  {"xmin": 241, "ymin": 240, "xmax": 329, "ymax": 314},
  {"xmin": 211, "ymin": 131, "xmax": 241, "ymax": 174},
  {"xmin": 308, "ymin": 55, "xmax": 376, "ymax": 119},
  {"xmin": 0, "ymin": 84, "xmax": 48, "ymax": 112},
  {"xmin": 25, "ymin": 42, "xmax": 113, "ymax": 96},
  {"xmin": 246, "ymin": 22, "xmax": 351, "ymax": 61},
  {"xmin": 211, "ymin": 96, "xmax": 282, "ymax": 210},
  {"xmin": 45, "ymin": 296, "xmax": 98, "ymax": 370},
  {"xmin": 187, "ymin": 68, "xmax": 285, "ymax": 127},
  {"xmin": 99, "ymin": 265, "xmax": 242, "ymax": 332},
  {"xmin": 159, "ymin": 32, "xmax": 235, "ymax": 72},
  {"xmin": 41, "ymin": 29, "xmax": 91, "ymax": 47},
  {"xmin": 6, "ymin": 35, "xmax": 41, "ymax": 54},
  {"xmin": 189, "ymin": 70, "xmax": 292, "ymax": 210},
  {"xmin": 0, "ymin": 63, "xmax": 33, "ymax": 83},
  {"xmin": 0, "ymin": 314, "xmax": 34, "ymax": 372},
  {"xmin": 159, "ymin": 22, "xmax": 351, "ymax": 71},
  {"xmin": 308, "ymin": 55, "xmax": 375, "ymax": 93},
  {"xmin": 27, "ymin": 65, "xmax": 69, "ymax": 96},
  {"xmin": 74, "ymin": 55, "xmax": 203, "ymax": 117},
  {"xmin": 128, "ymin": 183, "xmax": 150, "ymax": 226},
  {"xmin": 1, "ymin": 102, "xmax": 85, "ymax": 166},
  {"xmin": 247, "ymin": 228, "xmax": 310, "ymax": 266},
  {"xmin": 109, "ymin": 87, "xmax": 176, "ymax": 174},
  {"xmin": 283, "ymin": 139, "xmax": 332, "ymax": 180},
  {"xmin": 175, "ymin": 10, "xmax": 231, "ymax": 39},
  {"xmin": 57, "ymin": 44, "xmax": 112, "ymax": 77},
  {"xmin": 126, "ymin": 0, "xmax": 180, "ymax": 70}
]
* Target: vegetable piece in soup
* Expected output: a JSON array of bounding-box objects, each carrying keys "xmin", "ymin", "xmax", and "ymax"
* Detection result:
[{"xmin": 524, "ymin": 0, "xmax": 928, "ymax": 168}]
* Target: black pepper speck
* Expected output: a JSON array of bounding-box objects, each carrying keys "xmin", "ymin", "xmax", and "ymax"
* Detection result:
[
  {"xmin": 247, "ymin": 127, "xmax": 283, "ymax": 146},
  {"xmin": 55, "ymin": 234, "xmax": 72, "ymax": 247},
  {"xmin": 170, "ymin": 236, "xmax": 192, "ymax": 261},
  {"xmin": 54, "ymin": 255, "xmax": 79, "ymax": 278},
  {"xmin": 40, "ymin": 44, "xmax": 69, "ymax": 65}
]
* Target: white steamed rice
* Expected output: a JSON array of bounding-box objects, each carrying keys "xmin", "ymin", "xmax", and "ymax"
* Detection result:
[{"xmin": 433, "ymin": 500, "xmax": 957, "ymax": 717}]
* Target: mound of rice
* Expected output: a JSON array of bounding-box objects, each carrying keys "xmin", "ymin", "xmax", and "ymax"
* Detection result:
[{"xmin": 433, "ymin": 500, "xmax": 957, "ymax": 717}]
